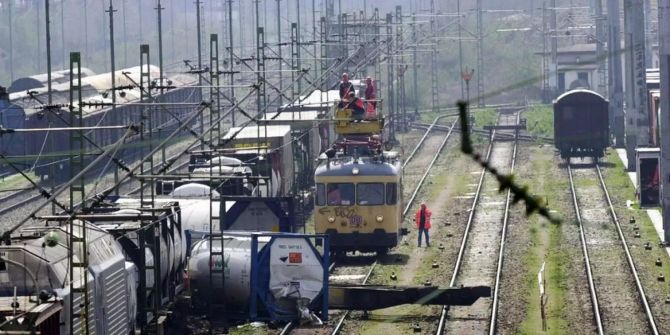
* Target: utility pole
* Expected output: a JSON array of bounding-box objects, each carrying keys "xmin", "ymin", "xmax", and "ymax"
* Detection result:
[
  {"xmin": 457, "ymin": 0, "xmax": 465, "ymax": 100},
  {"xmin": 320, "ymin": 16, "xmax": 328, "ymax": 91},
  {"xmin": 8, "ymin": 0, "xmax": 13, "ymax": 81},
  {"xmin": 184, "ymin": 0, "xmax": 190, "ymax": 59},
  {"xmin": 45, "ymin": 0, "xmax": 52, "ymax": 104},
  {"xmin": 276, "ymin": 0, "xmax": 283, "ymax": 106},
  {"xmin": 412, "ymin": 12, "xmax": 418, "ymax": 119},
  {"xmin": 102, "ymin": 0, "xmax": 108, "ymax": 72},
  {"xmin": 541, "ymin": 0, "xmax": 549, "ymax": 102},
  {"xmin": 122, "ymin": 0, "xmax": 128, "ymax": 68},
  {"xmin": 156, "ymin": 0, "xmax": 165, "ymax": 93},
  {"xmin": 396, "ymin": 5, "xmax": 406, "ymax": 132},
  {"xmin": 170, "ymin": 0, "xmax": 175, "ymax": 62},
  {"xmin": 37, "ymin": 3, "xmax": 42, "ymax": 73},
  {"xmin": 228, "ymin": 0, "xmax": 235, "ymax": 126},
  {"xmin": 623, "ymin": 0, "xmax": 648, "ymax": 170},
  {"xmin": 107, "ymin": 0, "xmax": 118, "ymax": 194},
  {"xmin": 658, "ymin": 0, "xmax": 670, "ymax": 242},
  {"xmin": 257, "ymin": 6, "xmax": 267, "ymax": 112},
  {"xmin": 476, "ymin": 0, "xmax": 484, "ymax": 106},
  {"xmin": 326, "ymin": 0, "xmax": 335, "ymax": 20},
  {"xmin": 644, "ymin": 0, "xmax": 652, "ymax": 66},
  {"xmin": 430, "ymin": 0, "xmax": 439, "ymax": 112},
  {"xmin": 594, "ymin": 0, "xmax": 607, "ymax": 96},
  {"xmin": 196, "ymin": 0, "xmax": 203, "ymax": 149},
  {"xmin": 386, "ymin": 12, "xmax": 396, "ymax": 143},
  {"xmin": 196, "ymin": 0, "xmax": 202, "ymax": 83},
  {"xmin": 108, "ymin": 0, "xmax": 117, "ymax": 120},
  {"xmin": 60, "ymin": 0, "xmax": 64, "ymax": 70},
  {"xmin": 313, "ymin": 0, "xmax": 318, "ymax": 84},
  {"xmin": 374, "ymin": 8, "xmax": 382, "ymax": 101},
  {"xmin": 296, "ymin": 0, "xmax": 302, "ymax": 96},
  {"xmin": 291, "ymin": 23, "xmax": 300, "ymax": 100},
  {"xmin": 550, "ymin": 0, "xmax": 558, "ymax": 96},
  {"xmin": 139, "ymin": 1, "xmax": 143, "ymax": 42},
  {"xmin": 607, "ymin": 0, "xmax": 625, "ymax": 146},
  {"xmin": 83, "ymin": 1, "xmax": 88, "ymax": 65}
]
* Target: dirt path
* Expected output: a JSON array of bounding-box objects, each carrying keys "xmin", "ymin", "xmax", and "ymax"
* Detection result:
[{"xmin": 351, "ymin": 133, "xmax": 486, "ymax": 335}]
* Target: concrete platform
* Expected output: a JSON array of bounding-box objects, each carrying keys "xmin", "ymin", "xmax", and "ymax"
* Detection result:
[{"xmin": 615, "ymin": 149, "xmax": 670, "ymax": 257}]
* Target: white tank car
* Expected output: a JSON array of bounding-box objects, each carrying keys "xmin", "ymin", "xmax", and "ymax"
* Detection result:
[
  {"xmin": 0, "ymin": 221, "xmax": 134, "ymax": 335},
  {"xmin": 101, "ymin": 207, "xmax": 188, "ymax": 291},
  {"xmin": 187, "ymin": 233, "xmax": 326, "ymax": 319},
  {"xmin": 188, "ymin": 235, "xmax": 261, "ymax": 309}
]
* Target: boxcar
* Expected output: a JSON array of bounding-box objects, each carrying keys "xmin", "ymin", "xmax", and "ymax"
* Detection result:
[{"xmin": 553, "ymin": 89, "xmax": 609, "ymax": 159}]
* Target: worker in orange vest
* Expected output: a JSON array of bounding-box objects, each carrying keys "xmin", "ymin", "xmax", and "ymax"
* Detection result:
[{"xmin": 415, "ymin": 202, "xmax": 432, "ymax": 247}]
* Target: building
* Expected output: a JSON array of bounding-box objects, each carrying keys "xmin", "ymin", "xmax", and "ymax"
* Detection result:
[{"xmin": 555, "ymin": 43, "xmax": 604, "ymax": 93}]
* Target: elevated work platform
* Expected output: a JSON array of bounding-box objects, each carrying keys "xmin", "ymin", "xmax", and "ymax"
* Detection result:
[{"xmin": 334, "ymin": 108, "xmax": 384, "ymax": 135}]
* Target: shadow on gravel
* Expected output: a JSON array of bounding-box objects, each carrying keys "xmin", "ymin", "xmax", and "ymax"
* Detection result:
[
  {"xmin": 556, "ymin": 161, "xmax": 615, "ymax": 169},
  {"xmin": 363, "ymin": 313, "xmax": 441, "ymax": 323},
  {"xmin": 378, "ymin": 253, "xmax": 409, "ymax": 266}
]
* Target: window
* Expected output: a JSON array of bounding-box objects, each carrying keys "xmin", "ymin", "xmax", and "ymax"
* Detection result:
[
  {"xmin": 386, "ymin": 183, "xmax": 397, "ymax": 205},
  {"xmin": 577, "ymin": 72, "xmax": 589, "ymax": 82},
  {"xmin": 357, "ymin": 183, "xmax": 385, "ymax": 206},
  {"xmin": 327, "ymin": 183, "xmax": 355, "ymax": 206},
  {"xmin": 316, "ymin": 183, "xmax": 326, "ymax": 206},
  {"xmin": 558, "ymin": 72, "xmax": 565, "ymax": 92}
]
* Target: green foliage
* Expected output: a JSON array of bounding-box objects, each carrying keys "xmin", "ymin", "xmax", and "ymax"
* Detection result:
[
  {"xmin": 458, "ymin": 101, "xmax": 560, "ymax": 224},
  {"xmin": 472, "ymin": 108, "xmax": 498, "ymax": 128},
  {"xmin": 524, "ymin": 105, "xmax": 554, "ymax": 138}
]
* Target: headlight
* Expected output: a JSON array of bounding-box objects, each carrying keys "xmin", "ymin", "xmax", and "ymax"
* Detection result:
[
  {"xmin": 376, "ymin": 215, "xmax": 384, "ymax": 222},
  {"xmin": 328, "ymin": 216, "xmax": 335, "ymax": 223},
  {"xmin": 352, "ymin": 167, "xmax": 360, "ymax": 175}
]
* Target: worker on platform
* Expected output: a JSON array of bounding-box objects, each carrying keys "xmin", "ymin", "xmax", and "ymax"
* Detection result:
[
  {"xmin": 346, "ymin": 91, "xmax": 366, "ymax": 121},
  {"xmin": 339, "ymin": 73, "xmax": 354, "ymax": 100},
  {"xmin": 415, "ymin": 202, "xmax": 432, "ymax": 247},
  {"xmin": 364, "ymin": 77, "xmax": 376, "ymax": 107}
]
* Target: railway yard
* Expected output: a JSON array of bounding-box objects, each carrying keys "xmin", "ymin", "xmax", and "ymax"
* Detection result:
[{"xmin": 2, "ymin": 0, "xmax": 670, "ymax": 334}]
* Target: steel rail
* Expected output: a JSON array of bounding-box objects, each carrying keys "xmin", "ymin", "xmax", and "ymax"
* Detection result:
[
  {"xmin": 435, "ymin": 111, "xmax": 517, "ymax": 334},
  {"xmin": 410, "ymin": 122, "xmax": 553, "ymax": 143},
  {"xmin": 403, "ymin": 118, "xmax": 458, "ymax": 217},
  {"xmin": 567, "ymin": 161, "xmax": 605, "ymax": 335},
  {"xmin": 0, "ymin": 193, "xmax": 43, "ymax": 216},
  {"xmin": 402, "ymin": 114, "xmax": 458, "ymax": 169},
  {"xmin": 327, "ymin": 115, "xmax": 458, "ymax": 335},
  {"xmin": 488, "ymin": 113, "xmax": 520, "ymax": 334},
  {"xmin": 330, "ymin": 260, "xmax": 378, "ymax": 335},
  {"xmin": 0, "ymin": 188, "xmax": 32, "ymax": 207},
  {"xmin": 595, "ymin": 164, "xmax": 659, "ymax": 334}
]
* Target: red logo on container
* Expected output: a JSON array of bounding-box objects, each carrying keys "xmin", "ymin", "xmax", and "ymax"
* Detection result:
[{"xmin": 289, "ymin": 252, "xmax": 302, "ymax": 264}]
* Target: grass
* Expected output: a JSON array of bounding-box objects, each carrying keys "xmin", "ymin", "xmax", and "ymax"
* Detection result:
[
  {"xmin": 516, "ymin": 146, "xmax": 570, "ymax": 334},
  {"xmin": 599, "ymin": 149, "xmax": 670, "ymax": 333},
  {"xmin": 524, "ymin": 105, "xmax": 554, "ymax": 138},
  {"xmin": 229, "ymin": 323, "xmax": 270, "ymax": 335},
  {"xmin": 0, "ymin": 171, "xmax": 37, "ymax": 192},
  {"xmin": 471, "ymin": 108, "xmax": 498, "ymax": 128}
]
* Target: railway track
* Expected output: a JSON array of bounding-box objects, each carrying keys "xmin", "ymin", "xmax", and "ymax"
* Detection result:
[
  {"xmin": 410, "ymin": 121, "xmax": 553, "ymax": 144},
  {"xmin": 281, "ymin": 115, "xmax": 458, "ymax": 335},
  {"xmin": 0, "ymin": 143, "xmax": 194, "ymax": 225},
  {"xmin": 328, "ymin": 115, "xmax": 458, "ymax": 335},
  {"xmin": 567, "ymin": 158, "xmax": 658, "ymax": 335},
  {"xmin": 435, "ymin": 111, "xmax": 519, "ymax": 334}
]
